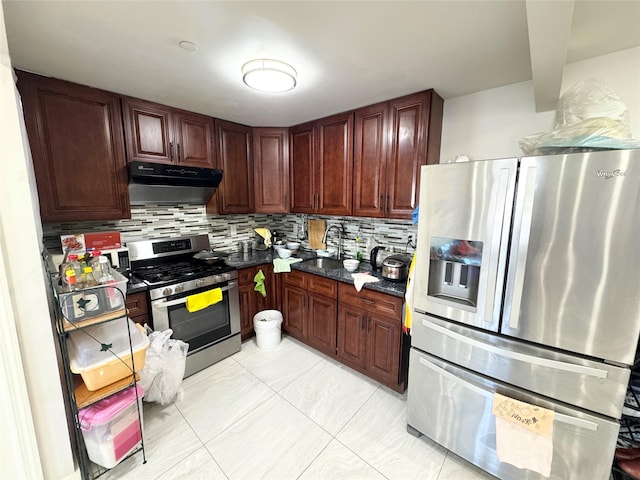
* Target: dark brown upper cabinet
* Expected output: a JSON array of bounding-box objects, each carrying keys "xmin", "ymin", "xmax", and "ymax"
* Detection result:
[
  {"xmin": 253, "ymin": 128, "xmax": 289, "ymax": 213},
  {"xmin": 17, "ymin": 71, "xmax": 131, "ymax": 222},
  {"xmin": 353, "ymin": 90, "xmax": 443, "ymax": 219},
  {"xmin": 122, "ymin": 97, "xmax": 215, "ymax": 168},
  {"xmin": 290, "ymin": 112, "xmax": 354, "ymax": 216},
  {"xmin": 212, "ymin": 119, "xmax": 253, "ymax": 214}
]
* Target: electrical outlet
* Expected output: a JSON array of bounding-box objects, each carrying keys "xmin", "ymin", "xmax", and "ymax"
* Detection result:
[{"xmin": 230, "ymin": 225, "xmax": 237, "ymax": 236}]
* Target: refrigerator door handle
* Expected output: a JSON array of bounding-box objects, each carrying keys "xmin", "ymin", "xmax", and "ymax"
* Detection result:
[
  {"xmin": 484, "ymin": 167, "xmax": 512, "ymax": 325},
  {"xmin": 422, "ymin": 319, "xmax": 609, "ymax": 379},
  {"xmin": 417, "ymin": 355, "xmax": 599, "ymax": 432},
  {"xmin": 505, "ymin": 164, "xmax": 538, "ymax": 329}
]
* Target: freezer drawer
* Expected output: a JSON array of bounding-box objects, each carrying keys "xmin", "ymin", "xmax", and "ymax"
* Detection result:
[
  {"xmin": 407, "ymin": 349, "xmax": 620, "ymax": 480},
  {"xmin": 411, "ymin": 312, "xmax": 630, "ymax": 419}
]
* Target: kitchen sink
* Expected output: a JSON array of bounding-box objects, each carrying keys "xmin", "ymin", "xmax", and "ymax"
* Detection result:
[{"xmin": 303, "ymin": 258, "xmax": 344, "ymax": 270}]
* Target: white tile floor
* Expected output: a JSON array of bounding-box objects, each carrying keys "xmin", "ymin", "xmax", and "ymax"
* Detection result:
[{"xmin": 103, "ymin": 335, "xmax": 496, "ymax": 480}]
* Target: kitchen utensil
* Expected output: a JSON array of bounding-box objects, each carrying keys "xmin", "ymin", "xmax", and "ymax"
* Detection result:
[
  {"xmin": 193, "ymin": 250, "xmax": 224, "ymax": 265},
  {"xmin": 370, "ymin": 246, "xmax": 389, "ymax": 271},
  {"xmin": 381, "ymin": 254, "xmax": 410, "ymax": 281},
  {"xmin": 308, "ymin": 220, "xmax": 327, "ymax": 249},
  {"xmin": 343, "ymin": 259, "xmax": 360, "ymax": 272}
]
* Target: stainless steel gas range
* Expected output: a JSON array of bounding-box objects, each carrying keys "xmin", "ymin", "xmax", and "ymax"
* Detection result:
[{"xmin": 127, "ymin": 234, "xmax": 240, "ymax": 377}]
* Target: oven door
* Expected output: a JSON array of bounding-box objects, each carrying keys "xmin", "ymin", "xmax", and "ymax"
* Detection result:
[{"xmin": 151, "ymin": 279, "xmax": 240, "ymax": 354}]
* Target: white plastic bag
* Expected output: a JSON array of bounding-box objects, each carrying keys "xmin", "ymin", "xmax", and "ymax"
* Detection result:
[
  {"xmin": 139, "ymin": 328, "xmax": 188, "ymax": 405},
  {"xmin": 519, "ymin": 78, "xmax": 639, "ymax": 155}
]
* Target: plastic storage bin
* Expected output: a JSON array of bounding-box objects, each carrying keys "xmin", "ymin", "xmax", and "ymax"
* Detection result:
[
  {"xmin": 253, "ymin": 310, "xmax": 283, "ymax": 349},
  {"xmin": 79, "ymin": 385, "xmax": 144, "ymax": 469},
  {"xmin": 68, "ymin": 317, "xmax": 150, "ymax": 391},
  {"xmin": 58, "ymin": 270, "xmax": 129, "ymax": 328}
]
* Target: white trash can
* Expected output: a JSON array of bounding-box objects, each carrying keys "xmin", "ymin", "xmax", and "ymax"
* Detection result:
[{"xmin": 253, "ymin": 310, "xmax": 283, "ymax": 349}]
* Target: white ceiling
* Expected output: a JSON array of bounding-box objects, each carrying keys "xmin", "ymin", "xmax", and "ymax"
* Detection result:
[{"xmin": 3, "ymin": 0, "xmax": 640, "ymax": 127}]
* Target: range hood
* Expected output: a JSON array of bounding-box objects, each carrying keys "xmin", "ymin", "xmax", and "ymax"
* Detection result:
[{"xmin": 128, "ymin": 161, "xmax": 223, "ymax": 205}]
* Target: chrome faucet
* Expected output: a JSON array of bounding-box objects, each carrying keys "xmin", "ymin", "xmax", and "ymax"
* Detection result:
[{"xmin": 322, "ymin": 224, "xmax": 345, "ymax": 259}]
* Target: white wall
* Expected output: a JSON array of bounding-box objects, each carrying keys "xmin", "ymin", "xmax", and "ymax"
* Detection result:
[
  {"xmin": 0, "ymin": 2, "xmax": 75, "ymax": 478},
  {"xmin": 440, "ymin": 46, "xmax": 640, "ymax": 162}
]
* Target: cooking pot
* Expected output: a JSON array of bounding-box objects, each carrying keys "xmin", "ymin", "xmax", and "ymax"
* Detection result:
[
  {"xmin": 381, "ymin": 254, "xmax": 410, "ymax": 282},
  {"xmin": 370, "ymin": 246, "xmax": 390, "ymax": 271},
  {"xmin": 193, "ymin": 250, "xmax": 224, "ymax": 265}
]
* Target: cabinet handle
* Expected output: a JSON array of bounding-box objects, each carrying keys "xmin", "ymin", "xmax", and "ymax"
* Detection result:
[
  {"xmin": 169, "ymin": 141, "xmax": 174, "ymax": 160},
  {"xmin": 177, "ymin": 143, "xmax": 181, "ymax": 162},
  {"xmin": 380, "ymin": 194, "xmax": 385, "ymax": 212},
  {"xmin": 386, "ymin": 194, "xmax": 390, "ymax": 213},
  {"xmin": 367, "ymin": 317, "xmax": 371, "ymax": 333},
  {"xmin": 360, "ymin": 298, "xmax": 374, "ymax": 305}
]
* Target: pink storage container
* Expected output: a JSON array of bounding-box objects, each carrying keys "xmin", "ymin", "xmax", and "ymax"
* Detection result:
[{"xmin": 78, "ymin": 385, "xmax": 144, "ymax": 469}]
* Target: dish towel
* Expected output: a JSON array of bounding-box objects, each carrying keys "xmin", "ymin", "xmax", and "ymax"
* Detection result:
[
  {"xmin": 254, "ymin": 269, "xmax": 266, "ymax": 297},
  {"xmin": 273, "ymin": 258, "xmax": 303, "ymax": 273},
  {"xmin": 402, "ymin": 253, "xmax": 416, "ymax": 334},
  {"xmin": 351, "ymin": 273, "xmax": 380, "ymax": 292},
  {"xmin": 186, "ymin": 288, "xmax": 223, "ymax": 313},
  {"xmin": 492, "ymin": 393, "xmax": 554, "ymax": 477}
]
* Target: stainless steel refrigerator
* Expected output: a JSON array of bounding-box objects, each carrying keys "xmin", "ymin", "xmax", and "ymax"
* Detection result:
[{"xmin": 407, "ymin": 149, "xmax": 640, "ymax": 480}]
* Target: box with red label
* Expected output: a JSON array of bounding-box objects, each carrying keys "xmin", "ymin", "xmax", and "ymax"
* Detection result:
[{"xmin": 84, "ymin": 232, "xmax": 122, "ymax": 251}]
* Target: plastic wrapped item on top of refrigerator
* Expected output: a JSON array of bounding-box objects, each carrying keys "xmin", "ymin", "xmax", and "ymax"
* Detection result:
[{"xmin": 519, "ymin": 78, "xmax": 640, "ymax": 155}]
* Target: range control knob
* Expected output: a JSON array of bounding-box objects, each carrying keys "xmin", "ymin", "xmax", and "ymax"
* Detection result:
[
  {"xmin": 174, "ymin": 285, "xmax": 184, "ymax": 294},
  {"xmin": 195, "ymin": 279, "xmax": 205, "ymax": 288},
  {"xmin": 162, "ymin": 287, "xmax": 173, "ymax": 297}
]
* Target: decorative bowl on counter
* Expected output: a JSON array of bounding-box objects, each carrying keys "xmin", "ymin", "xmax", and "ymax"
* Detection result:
[
  {"xmin": 277, "ymin": 248, "xmax": 292, "ymax": 259},
  {"xmin": 286, "ymin": 242, "xmax": 300, "ymax": 253},
  {"xmin": 343, "ymin": 259, "xmax": 360, "ymax": 272}
]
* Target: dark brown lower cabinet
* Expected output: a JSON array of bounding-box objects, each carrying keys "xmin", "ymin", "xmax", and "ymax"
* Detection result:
[
  {"xmin": 281, "ymin": 270, "xmax": 337, "ymax": 357},
  {"xmin": 238, "ymin": 264, "xmax": 276, "ymax": 340},
  {"xmin": 280, "ymin": 270, "xmax": 407, "ymax": 391},
  {"xmin": 337, "ymin": 283, "xmax": 406, "ymax": 392},
  {"xmin": 126, "ymin": 291, "xmax": 150, "ymax": 328}
]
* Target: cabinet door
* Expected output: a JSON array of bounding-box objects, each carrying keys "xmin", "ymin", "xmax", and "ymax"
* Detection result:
[
  {"xmin": 307, "ymin": 294, "xmax": 337, "ymax": 357},
  {"xmin": 17, "ymin": 71, "xmax": 131, "ymax": 222},
  {"xmin": 122, "ymin": 97, "xmax": 173, "ymax": 164},
  {"xmin": 238, "ymin": 283, "xmax": 256, "ymax": 340},
  {"xmin": 289, "ymin": 122, "xmax": 316, "ymax": 213},
  {"xmin": 353, "ymin": 102, "xmax": 388, "ymax": 218},
  {"xmin": 366, "ymin": 312, "xmax": 401, "ymax": 386},
  {"xmin": 175, "ymin": 111, "xmax": 215, "ymax": 168},
  {"xmin": 215, "ymin": 119, "xmax": 254, "ymax": 214},
  {"xmin": 316, "ymin": 112, "xmax": 354, "ymax": 216},
  {"xmin": 337, "ymin": 304, "xmax": 367, "ymax": 369},
  {"xmin": 126, "ymin": 292, "xmax": 150, "ymax": 328},
  {"xmin": 386, "ymin": 91, "xmax": 440, "ymax": 219},
  {"xmin": 253, "ymin": 128, "xmax": 289, "ymax": 213},
  {"xmin": 282, "ymin": 285, "xmax": 307, "ymax": 341}
]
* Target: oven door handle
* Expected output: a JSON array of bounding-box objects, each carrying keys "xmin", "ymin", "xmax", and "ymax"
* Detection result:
[{"xmin": 155, "ymin": 281, "xmax": 237, "ymax": 309}]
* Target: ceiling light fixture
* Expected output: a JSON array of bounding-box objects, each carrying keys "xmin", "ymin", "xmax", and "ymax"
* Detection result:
[{"xmin": 242, "ymin": 59, "xmax": 297, "ymax": 93}]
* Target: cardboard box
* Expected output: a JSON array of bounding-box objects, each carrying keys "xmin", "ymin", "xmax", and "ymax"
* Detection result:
[{"xmin": 85, "ymin": 232, "xmax": 122, "ymax": 251}]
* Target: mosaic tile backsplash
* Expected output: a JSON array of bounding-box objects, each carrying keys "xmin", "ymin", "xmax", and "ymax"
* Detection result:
[{"xmin": 43, "ymin": 205, "xmax": 418, "ymax": 261}]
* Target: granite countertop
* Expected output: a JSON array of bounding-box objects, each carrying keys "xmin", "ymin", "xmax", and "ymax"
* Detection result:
[{"xmin": 225, "ymin": 249, "xmax": 407, "ymax": 298}]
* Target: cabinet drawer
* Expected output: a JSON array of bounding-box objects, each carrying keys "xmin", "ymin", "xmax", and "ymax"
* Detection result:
[
  {"xmin": 238, "ymin": 267, "xmax": 256, "ymax": 285},
  {"xmin": 338, "ymin": 283, "xmax": 402, "ymax": 317},
  {"xmin": 126, "ymin": 292, "xmax": 148, "ymax": 317},
  {"xmin": 308, "ymin": 275, "xmax": 337, "ymax": 298},
  {"xmin": 282, "ymin": 270, "xmax": 307, "ymax": 289}
]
